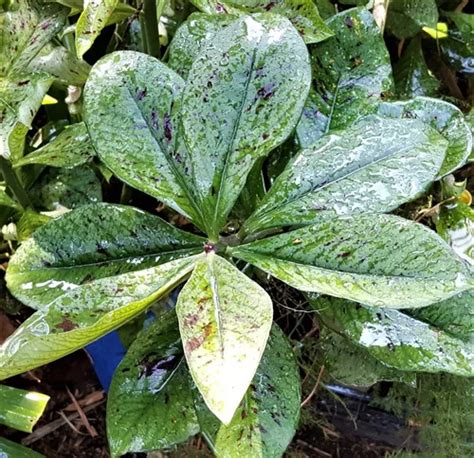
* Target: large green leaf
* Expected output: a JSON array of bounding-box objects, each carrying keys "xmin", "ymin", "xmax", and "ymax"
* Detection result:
[
  {"xmin": 6, "ymin": 203, "xmax": 204, "ymax": 309},
  {"xmin": 231, "ymin": 214, "xmax": 473, "ymax": 309},
  {"xmin": 83, "ymin": 51, "xmax": 202, "ymax": 226},
  {"xmin": 210, "ymin": 325, "xmax": 300, "ymax": 458},
  {"xmin": 298, "ymin": 7, "xmax": 392, "ymax": 144},
  {"xmin": 0, "ymin": 438, "xmax": 43, "ymax": 458},
  {"xmin": 107, "ymin": 312, "xmax": 199, "ymax": 457},
  {"xmin": 14, "ymin": 122, "xmax": 95, "ymax": 169},
  {"xmin": 0, "ymin": 73, "xmax": 54, "ymax": 161},
  {"xmin": 181, "ymin": 14, "xmax": 310, "ymax": 239},
  {"xmin": 386, "ymin": 0, "xmax": 438, "ymax": 39},
  {"xmin": 243, "ymin": 116, "xmax": 447, "ymax": 234},
  {"xmin": 410, "ymin": 290, "xmax": 474, "ymax": 342},
  {"xmin": 0, "ymin": 384, "xmax": 49, "ymax": 432},
  {"xmin": 189, "ymin": 0, "xmax": 333, "ymax": 44},
  {"xmin": 29, "ymin": 165, "xmax": 102, "ymax": 211},
  {"xmin": 75, "ymin": 0, "xmax": 119, "ymax": 59},
  {"xmin": 0, "ymin": 255, "xmax": 198, "ymax": 380},
  {"xmin": 176, "ymin": 252, "xmax": 273, "ymax": 424},
  {"xmin": 167, "ymin": 13, "xmax": 235, "ymax": 80},
  {"xmin": 0, "ymin": 0, "xmax": 68, "ymax": 77},
  {"xmin": 377, "ymin": 97, "xmax": 473, "ymax": 176},
  {"xmin": 310, "ymin": 295, "xmax": 474, "ymax": 377},
  {"xmin": 318, "ymin": 329, "xmax": 416, "ymax": 387},
  {"xmin": 393, "ymin": 36, "xmax": 439, "ymax": 99}
]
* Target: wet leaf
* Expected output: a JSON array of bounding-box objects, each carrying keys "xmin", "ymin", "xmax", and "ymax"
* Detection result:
[
  {"xmin": 14, "ymin": 123, "xmax": 95, "ymax": 169},
  {"xmin": 176, "ymin": 252, "xmax": 273, "ymax": 424},
  {"xmin": 0, "ymin": 255, "xmax": 198, "ymax": 380},
  {"xmin": 377, "ymin": 97, "xmax": 473, "ymax": 176},
  {"xmin": 309, "ymin": 295, "xmax": 474, "ymax": 377},
  {"xmin": 0, "ymin": 0, "xmax": 67, "ymax": 77},
  {"xmin": 28, "ymin": 45, "xmax": 91, "ymax": 86},
  {"xmin": 168, "ymin": 13, "xmax": 236, "ymax": 80},
  {"xmin": 0, "ymin": 385, "xmax": 49, "ymax": 433},
  {"xmin": 189, "ymin": 0, "xmax": 333, "ymax": 44},
  {"xmin": 435, "ymin": 200, "xmax": 474, "ymax": 266},
  {"xmin": 83, "ymin": 51, "xmax": 203, "ymax": 226},
  {"xmin": 243, "ymin": 116, "xmax": 448, "ymax": 233},
  {"xmin": 393, "ymin": 36, "xmax": 439, "ymax": 99},
  {"xmin": 6, "ymin": 203, "xmax": 205, "ymax": 309},
  {"xmin": 181, "ymin": 14, "xmax": 310, "ymax": 239},
  {"xmin": 204, "ymin": 325, "xmax": 300, "ymax": 457},
  {"xmin": 29, "ymin": 165, "xmax": 102, "ymax": 211},
  {"xmin": 0, "ymin": 438, "xmax": 43, "ymax": 458},
  {"xmin": 75, "ymin": 0, "xmax": 119, "ymax": 59},
  {"xmin": 107, "ymin": 312, "xmax": 199, "ymax": 456},
  {"xmin": 319, "ymin": 329, "xmax": 416, "ymax": 387},
  {"xmin": 299, "ymin": 7, "xmax": 392, "ymax": 143},
  {"xmin": 386, "ymin": 0, "xmax": 438, "ymax": 39},
  {"xmin": 231, "ymin": 213, "xmax": 473, "ymax": 309},
  {"xmin": 0, "ymin": 73, "xmax": 54, "ymax": 161}
]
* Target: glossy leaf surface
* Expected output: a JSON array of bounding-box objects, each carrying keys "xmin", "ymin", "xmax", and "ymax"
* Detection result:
[
  {"xmin": 107, "ymin": 313, "xmax": 199, "ymax": 456},
  {"xmin": 14, "ymin": 123, "xmax": 95, "ymax": 169},
  {"xmin": 231, "ymin": 214, "xmax": 473, "ymax": 309},
  {"xmin": 0, "ymin": 438, "xmax": 43, "ymax": 458},
  {"xmin": 243, "ymin": 116, "xmax": 447, "ymax": 233},
  {"xmin": 181, "ymin": 14, "xmax": 311, "ymax": 238},
  {"xmin": 386, "ymin": 0, "xmax": 438, "ymax": 39},
  {"xmin": 300, "ymin": 7, "xmax": 392, "ymax": 142},
  {"xmin": 393, "ymin": 36, "xmax": 439, "ymax": 99},
  {"xmin": 0, "ymin": 256, "xmax": 198, "ymax": 380},
  {"xmin": 76, "ymin": 0, "xmax": 119, "ymax": 59},
  {"xmin": 409, "ymin": 290, "xmax": 474, "ymax": 341},
  {"xmin": 189, "ymin": 0, "xmax": 333, "ymax": 44},
  {"xmin": 310, "ymin": 295, "xmax": 473, "ymax": 377},
  {"xmin": 377, "ymin": 97, "xmax": 473, "ymax": 176},
  {"xmin": 211, "ymin": 325, "xmax": 300, "ymax": 457},
  {"xmin": 176, "ymin": 253, "xmax": 273, "ymax": 424},
  {"xmin": 6, "ymin": 204, "xmax": 204, "ymax": 309},
  {"xmin": 83, "ymin": 51, "xmax": 201, "ymax": 225},
  {"xmin": 0, "ymin": 385, "xmax": 49, "ymax": 432}
]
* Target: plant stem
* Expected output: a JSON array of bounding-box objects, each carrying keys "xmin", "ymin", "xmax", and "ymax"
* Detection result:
[
  {"xmin": 141, "ymin": 0, "xmax": 161, "ymax": 58},
  {"xmin": 0, "ymin": 157, "xmax": 32, "ymax": 209}
]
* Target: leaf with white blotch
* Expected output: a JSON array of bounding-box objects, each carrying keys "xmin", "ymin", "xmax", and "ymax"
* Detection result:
[
  {"xmin": 231, "ymin": 213, "xmax": 473, "ymax": 309},
  {"xmin": 28, "ymin": 45, "xmax": 91, "ymax": 86},
  {"xmin": 211, "ymin": 325, "xmax": 300, "ymax": 457},
  {"xmin": 168, "ymin": 13, "xmax": 236, "ymax": 81},
  {"xmin": 310, "ymin": 295, "xmax": 473, "ymax": 377},
  {"xmin": 386, "ymin": 0, "xmax": 438, "ymax": 39},
  {"xmin": 29, "ymin": 166, "xmax": 102, "ymax": 211},
  {"xmin": 181, "ymin": 14, "xmax": 310, "ymax": 239},
  {"xmin": 318, "ymin": 329, "xmax": 416, "ymax": 387},
  {"xmin": 189, "ymin": 0, "xmax": 333, "ymax": 44},
  {"xmin": 107, "ymin": 312, "xmax": 199, "ymax": 456},
  {"xmin": 0, "ymin": 0, "xmax": 68, "ymax": 77},
  {"xmin": 83, "ymin": 51, "xmax": 203, "ymax": 227},
  {"xmin": 0, "ymin": 255, "xmax": 198, "ymax": 380},
  {"xmin": 298, "ymin": 7, "xmax": 392, "ymax": 144},
  {"xmin": 0, "ymin": 385, "xmax": 49, "ymax": 433},
  {"xmin": 0, "ymin": 73, "xmax": 54, "ymax": 161},
  {"xmin": 75, "ymin": 0, "xmax": 119, "ymax": 59},
  {"xmin": 0, "ymin": 185, "xmax": 19, "ymax": 209},
  {"xmin": 393, "ymin": 36, "xmax": 439, "ymax": 99},
  {"xmin": 6, "ymin": 203, "xmax": 205, "ymax": 309},
  {"xmin": 409, "ymin": 290, "xmax": 474, "ymax": 341},
  {"xmin": 0, "ymin": 438, "xmax": 43, "ymax": 458},
  {"xmin": 377, "ymin": 97, "xmax": 473, "ymax": 177},
  {"xmin": 176, "ymin": 253, "xmax": 273, "ymax": 424},
  {"xmin": 243, "ymin": 116, "xmax": 448, "ymax": 234},
  {"xmin": 14, "ymin": 123, "xmax": 95, "ymax": 169}
]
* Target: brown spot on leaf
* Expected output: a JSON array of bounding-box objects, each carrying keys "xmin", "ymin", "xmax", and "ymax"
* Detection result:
[
  {"xmin": 185, "ymin": 336, "xmax": 204, "ymax": 352},
  {"xmin": 56, "ymin": 318, "xmax": 77, "ymax": 332}
]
